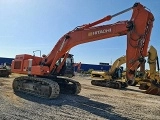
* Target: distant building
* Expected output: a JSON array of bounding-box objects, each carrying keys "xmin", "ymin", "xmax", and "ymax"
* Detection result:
[
  {"xmin": 0, "ymin": 57, "xmax": 112, "ymax": 72},
  {"xmin": 74, "ymin": 63, "xmax": 111, "ymax": 72},
  {"xmin": 99, "ymin": 62, "xmax": 109, "ymax": 66},
  {"xmin": 0, "ymin": 57, "xmax": 14, "ymax": 65}
]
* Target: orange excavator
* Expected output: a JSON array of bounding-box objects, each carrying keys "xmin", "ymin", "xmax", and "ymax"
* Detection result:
[{"xmin": 11, "ymin": 3, "xmax": 154, "ymax": 99}]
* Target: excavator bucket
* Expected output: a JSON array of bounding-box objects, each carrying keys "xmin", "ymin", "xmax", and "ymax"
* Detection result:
[
  {"xmin": 139, "ymin": 82, "xmax": 150, "ymax": 90},
  {"xmin": 145, "ymin": 81, "xmax": 160, "ymax": 95}
]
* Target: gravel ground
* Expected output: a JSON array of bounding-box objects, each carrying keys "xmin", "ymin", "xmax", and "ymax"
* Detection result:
[{"xmin": 0, "ymin": 74, "xmax": 160, "ymax": 120}]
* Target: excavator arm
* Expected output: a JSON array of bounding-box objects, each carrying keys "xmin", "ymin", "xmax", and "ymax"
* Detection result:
[{"xmin": 126, "ymin": 3, "xmax": 154, "ymax": 83}]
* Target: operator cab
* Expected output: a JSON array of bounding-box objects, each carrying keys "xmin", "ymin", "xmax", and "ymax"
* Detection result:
[
  {"xmin": 112, "ymin": 67, "xmax": 123, "ymax": 79},
  {"xmin": 57, "ymin": 54, "xmax": 74, "ymax": 77}
]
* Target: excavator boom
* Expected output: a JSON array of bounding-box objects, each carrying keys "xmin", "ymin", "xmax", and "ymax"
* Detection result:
[{"xmin": 108, "ymin": 56, "xmax": 126, "ymax": 75}]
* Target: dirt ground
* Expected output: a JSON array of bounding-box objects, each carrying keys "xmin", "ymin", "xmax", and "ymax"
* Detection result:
[{"xmin": 0, "ymin": 74, "xmax": 160, "ymax": 120}]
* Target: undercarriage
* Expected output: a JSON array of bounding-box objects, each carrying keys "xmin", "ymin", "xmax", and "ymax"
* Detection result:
[
  {"xmin": 91, "ymin": 79, "xmax": 128, "ymax": 89},
  {"xmin": 12, "ymin": 76, "xmax": 81, "ymax": 99}
]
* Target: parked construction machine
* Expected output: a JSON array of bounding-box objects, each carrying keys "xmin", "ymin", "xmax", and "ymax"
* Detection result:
[
  {"xmin": 11, "ymin": 3, "xmax": 155, "ymax": 99},
  {"xmin": 91, "ymin": 55, "xmax": 127, "ymax": 89},
  {"xmin": 0, "ymin": 63, "xmax": 11, "ymax": 77},
  {"xmin": 135, "ymin": 45, "xmax": 160, "ymax": 95}
]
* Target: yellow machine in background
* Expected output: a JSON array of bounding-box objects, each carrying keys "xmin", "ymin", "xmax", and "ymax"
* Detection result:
[
  {"xmin": 91, "ymin": 55, "xmax": 127, "ymax": 89},
  {"xmin": 136, "ymin": 45, "xmax": 160, "ymax": 95},
  {"xmin": 0, "ymin": 63, "xmax": 11, "ymax": 77},
  {"xmin": 91, "ymin": 45, "xmax": 160, "ymax": 95}
]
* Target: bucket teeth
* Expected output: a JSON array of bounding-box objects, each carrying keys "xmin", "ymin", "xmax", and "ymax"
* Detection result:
[{"xmin": 139, "ymin": 83, "xmax": 150, "ymax": 90}]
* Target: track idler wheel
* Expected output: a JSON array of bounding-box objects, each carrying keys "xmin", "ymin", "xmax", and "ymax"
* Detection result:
[
  {"xmin": 113, "ymin": 82, "xmax": 121, "ymax": 89},
  {"xmin": 91, "ymin": 80, "xmax": 97, "ymax": 85},
  {"xmin": 12, "ymin": 79, "xmax": 20, "ymax": 91},
  {"xmin": 145, "ymin": 81, "xmax": 160, "ymax": 95},
  {"xmin": 121, "ymin": 82, "xmax": 128, "ymax": 88}
]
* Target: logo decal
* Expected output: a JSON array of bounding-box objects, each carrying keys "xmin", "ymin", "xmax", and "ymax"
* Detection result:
[{"xmin": 88, "ymin": 28, "xmax": 111, "ymax": 36}]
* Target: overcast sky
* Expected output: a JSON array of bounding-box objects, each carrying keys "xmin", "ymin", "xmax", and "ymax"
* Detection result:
[{"xmin": 0, "ymin": 0, "xmax": 159, "ymax": 69}]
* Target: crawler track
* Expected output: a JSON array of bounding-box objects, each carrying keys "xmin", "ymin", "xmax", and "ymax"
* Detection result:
[
  {"xmin": 91, "ymin": 80, "xmax": 127, "ymax": 89},
  {"xmin": 12, "ymin": 76, "xmax": 81, "ymax": 99},
  {"xmin": 54, "ymin": 77, "xmax": 81, "ymax": 95}
]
